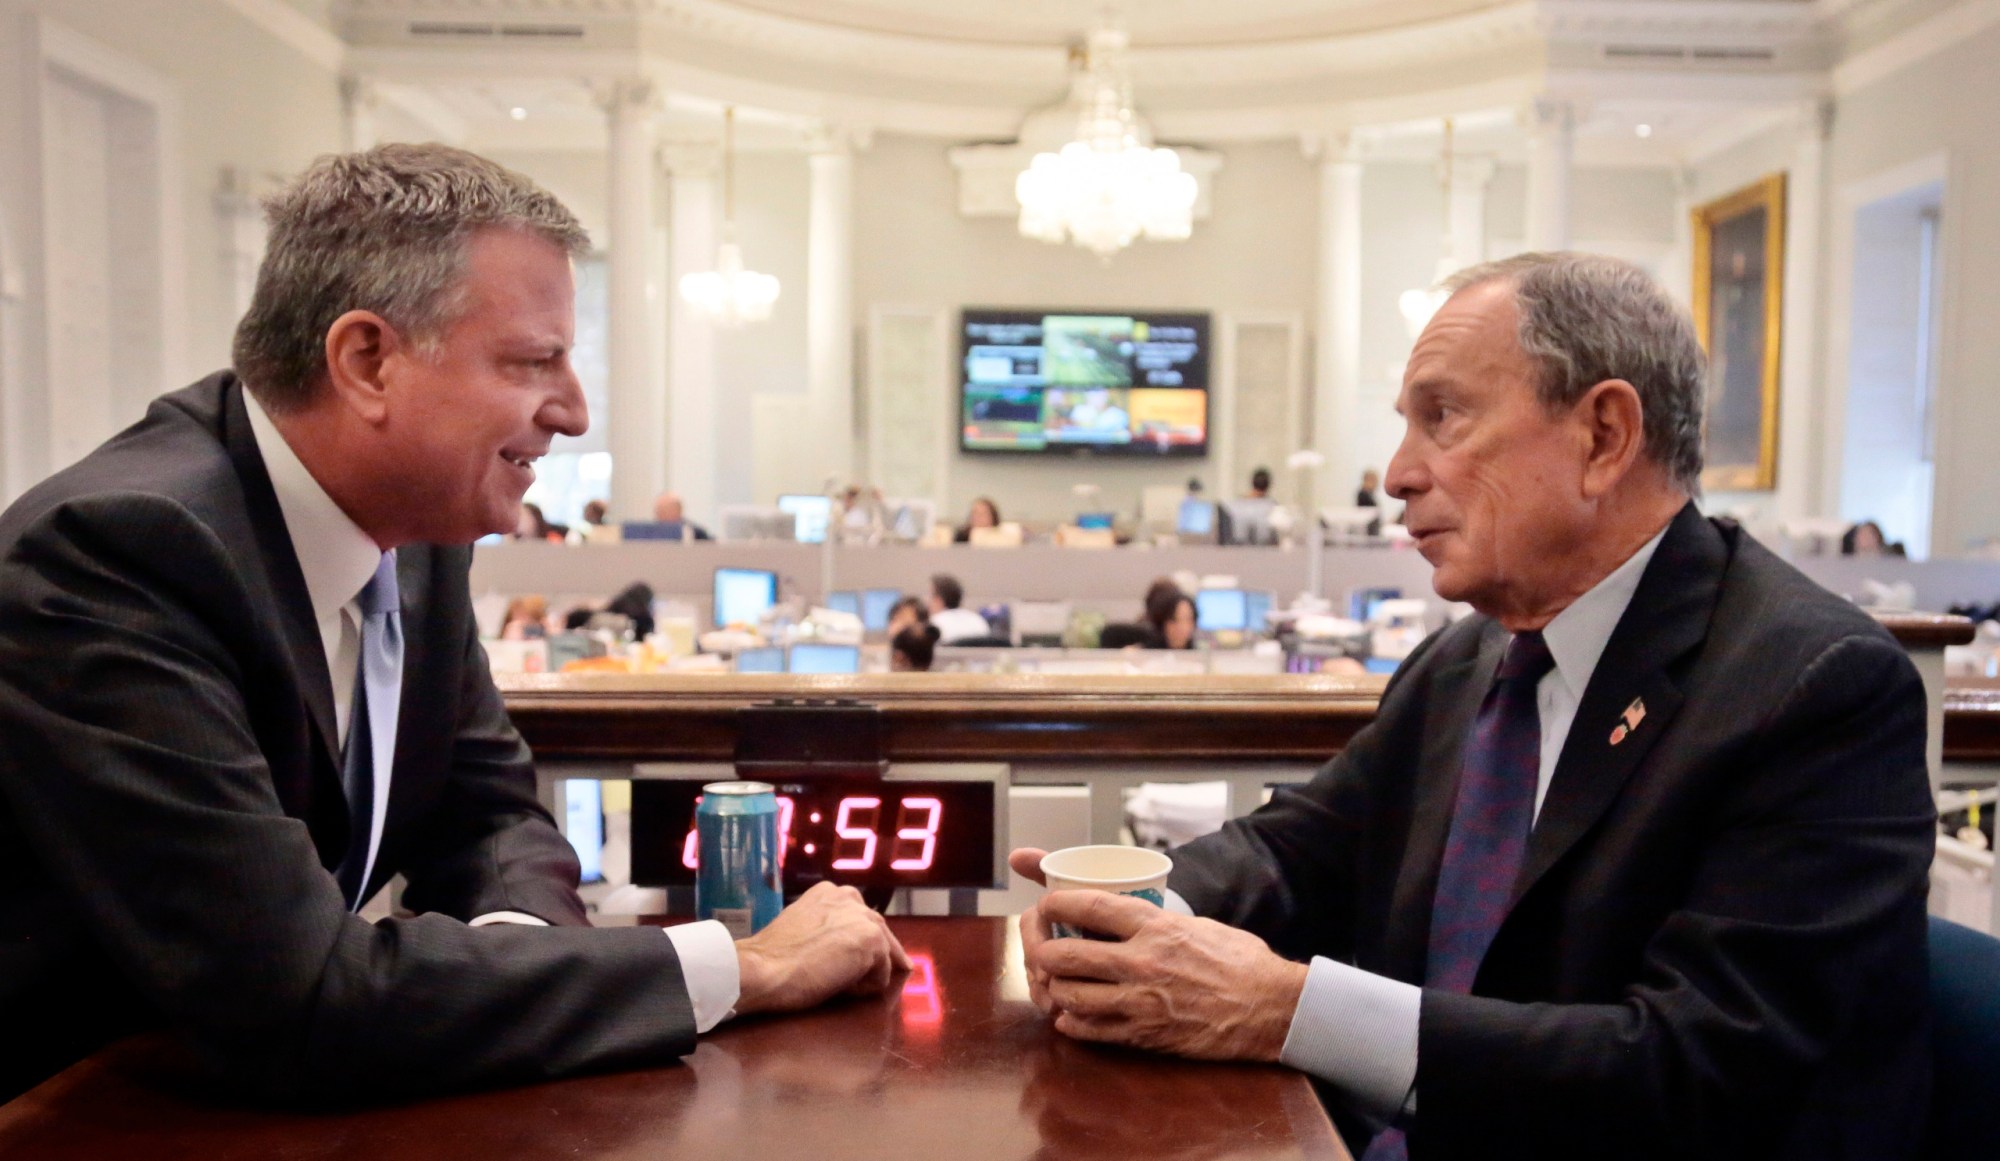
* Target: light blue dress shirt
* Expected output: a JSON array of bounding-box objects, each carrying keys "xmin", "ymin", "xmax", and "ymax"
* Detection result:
[{"xmin": 1170, "ymin": 524, "xmax": 1669, "ymax": 1119}]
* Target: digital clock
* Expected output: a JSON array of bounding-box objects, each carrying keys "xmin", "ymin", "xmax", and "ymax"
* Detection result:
[{"xmin": 630, "ymin": 764, "xmax": 1008, "ymax": 892}]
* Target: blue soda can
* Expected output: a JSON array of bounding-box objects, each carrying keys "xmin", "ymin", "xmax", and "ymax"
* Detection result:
[{"xmin": 696, "ymin": 781, "xmax": 783, "ymax": 937}]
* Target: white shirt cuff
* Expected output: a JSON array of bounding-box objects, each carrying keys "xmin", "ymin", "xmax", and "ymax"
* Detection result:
[
  {"xmin": 1277, "ymin": 956, "xmax": 1421, "ymax": 1122},
  {"xmin": 663, "ymin": 920, "xmax": 742, "ymax": 1034},
  {"xmin": 469, "ymin": 911, "xmax": 550, "ymax": 926}
]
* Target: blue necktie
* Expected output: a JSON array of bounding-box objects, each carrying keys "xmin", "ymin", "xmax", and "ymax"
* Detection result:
[
  {"xmin": 1365, "ymin": 631, "xmax": 1554, "ymax": 1161},
  {"xmin": 335, "ymin": 551, "xmax": 403, "ymax": 910}
]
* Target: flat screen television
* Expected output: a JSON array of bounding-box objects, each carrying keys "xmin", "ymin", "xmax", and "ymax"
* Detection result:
[{"xmin": 959, "ymin": 309, "xmax": 1209, "ymax": 457}]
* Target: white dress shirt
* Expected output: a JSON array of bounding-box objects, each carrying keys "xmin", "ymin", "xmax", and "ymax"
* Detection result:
[
  {"xmin": 930, "ymin": 606, "xmax": 993, "ymax": 643},
  {"xmin": 1167, "ymin": 524, "xmax": 1670, "ymax": 1119},
  {"xmin": 243, "ymin": 391, "xmax": 740, "ymax": 1031}
]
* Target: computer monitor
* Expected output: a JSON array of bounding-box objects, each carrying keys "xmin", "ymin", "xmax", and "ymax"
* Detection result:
[
  {"xmin": 1195, "ymin": 588, "xmax": 1249, "ymax": 632},
  {"xmin": 1349, "ymin": 586, "xmax": 1402, "ymax": 622},
  {"xmin": 562, "ymin": 780, "xmax": 604, "ymax": 884},
  {"xmin": 1076, "ymin": 511, "xmax": 1115, "ymax": 530},
  {"xmin": 1177, "ymin": 498, "xmax": 1217, "ymax": 539},
  {"xmin": 788, "ymin": 642, "xmax": 861, "ymax": 674},
  {"xmin": 734, "ymin": 646, "xmax": 786, "ymax": 674},
  {"xmin": 861, "ymin": 588, "xmax": 902, "ymax": 633},
  {"xmin": 777, "ymin": 494, "xmax": 833, "ymax": 544},
  {"xmin": 1244, "ymin": 590, "xmax": 1274, "ymax": 632},
  {"xmin": 825, "ymin": 591, "xmax": 861, "ymax": 617},
  {"xmin": 713, "ymin": 567, "xmax": 778, "ymax": 628},
  {"xmin": 620, "ymin": 520, "xmax": 685, "ymax": 541},
  {"xmin": 1364, "ymin": 656, "xmax": 1402, "ymax": 675}
]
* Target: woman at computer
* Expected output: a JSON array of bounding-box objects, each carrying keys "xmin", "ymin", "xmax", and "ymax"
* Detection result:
[
  {"xmin": 953, "ymin": 497, "xmax": 1001, "ymax": 543},
  {"xmin": 885, "ymin": 595, "xmax": 929, "ymax": 641},
  {"xmin": 1142, "ymin": 583, "xmax": 1197, "ymax": 650}
]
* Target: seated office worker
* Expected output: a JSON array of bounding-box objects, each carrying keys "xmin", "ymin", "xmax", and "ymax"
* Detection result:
[
  {"xmin": 0, "ymin": 144, "xmax": 906, "ymax": 1105},
  {"xmin": 1014, "ymin": 253, "xmax": 1933, "ymax": 1160}
]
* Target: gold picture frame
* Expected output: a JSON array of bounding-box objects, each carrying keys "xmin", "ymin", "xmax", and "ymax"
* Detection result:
[{"xmin": 1691, "ymin": 173, "xmax": 1786, "ymax": 492}]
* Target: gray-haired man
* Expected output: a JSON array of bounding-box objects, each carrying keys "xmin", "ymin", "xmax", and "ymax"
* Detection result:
[
  {"xmin": 0, "ymin": 144, "xmax": 905, "ymax": 1105},
  {"xmin": 1013, "ymin": 253, "xmax": 1933, "ymax": 1159}
]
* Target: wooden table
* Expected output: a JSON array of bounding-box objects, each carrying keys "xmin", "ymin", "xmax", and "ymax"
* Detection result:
[{"xmin": 0, "ymin": 918, "xmax": 1348, "ymax": 1161}]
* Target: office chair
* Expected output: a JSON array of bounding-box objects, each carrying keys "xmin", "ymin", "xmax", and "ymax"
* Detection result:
[
  {"xmin": 951, "ymin": 635, "xmax": 1012, "ymax": 648},
  {"xmin": 1925, "ymin": 914, "xmax": 2000, "ymax": 1159}
]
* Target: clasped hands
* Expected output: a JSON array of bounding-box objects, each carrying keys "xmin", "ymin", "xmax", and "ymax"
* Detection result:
[{"xmin": 1008, "ymin": 848, "xmax": 1308, "ymax": 1063}]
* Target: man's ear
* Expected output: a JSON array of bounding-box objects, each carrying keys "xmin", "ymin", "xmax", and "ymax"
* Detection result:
[
  {"xmin": 322, "ymin": 310, "xmax": 402, "ymax": 425},
  {"xmin": 1576, "ymin": 378, "xmax": 1646, "ymax": 500}
]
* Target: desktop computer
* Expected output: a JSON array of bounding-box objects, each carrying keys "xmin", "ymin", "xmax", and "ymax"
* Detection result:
[
  {"xmin": 713, "ymin": 567, "xmax": 779, "ymax": 628},
  {"xmin": 777, "ymin": 494, "xmax": 833, "ymax": 544},
  {"xmin": 733, "ymin": 645, "xmax": 786, "ymax": 674},
  {"xmin": 1194, "ymin": 588, "xmax": 1249, "ymax": 633},
  {"xmin": 861, "ymin": 588, "xmax": 902, "ymax": 633},
  {"xmin": 788, "ymin": 642, "xmax": 862, "ymax": 674}
]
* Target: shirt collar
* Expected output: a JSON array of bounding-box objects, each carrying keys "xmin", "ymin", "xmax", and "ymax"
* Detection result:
[
  {"xmin": 1539, "ymin": 523, "xmax": 1672, "ymax": 703},
  {"xmin": 243, "ymin": 388, "xmax": 383, "ymax": 619}
]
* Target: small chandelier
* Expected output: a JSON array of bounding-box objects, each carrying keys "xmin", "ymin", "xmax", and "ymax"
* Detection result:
[
  {"xmin": 1015, "ymin": 28, "xmax": 1197, "ymax": 259},
  {"xmin": 679, "ymin": 106, "xmax": 780, "ymax": 326}
]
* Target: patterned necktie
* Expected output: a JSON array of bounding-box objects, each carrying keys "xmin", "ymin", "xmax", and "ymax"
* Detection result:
[
  {"xmin": 1365, "ymin": 630, "xmax": 1554, "ymax": 1161},
  {"xmin": 335, "ymin": 551, "xmax": 403, "ymax": 910}
]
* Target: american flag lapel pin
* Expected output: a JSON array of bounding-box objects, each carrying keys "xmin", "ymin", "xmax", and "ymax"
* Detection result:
[{"xmin": 1609, "ymin": 697, "xmax": 1646, "ymax": 746}]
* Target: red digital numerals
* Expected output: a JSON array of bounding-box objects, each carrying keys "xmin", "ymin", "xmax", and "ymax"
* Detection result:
[{"xmin": 682, "ymin": 794, "xmax": 942, "ymax": 874}]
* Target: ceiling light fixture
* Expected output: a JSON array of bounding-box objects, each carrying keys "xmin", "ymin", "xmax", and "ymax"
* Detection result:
[
  {"xmin": 510, "ymin": 106, "xmax": 528, "ymax": 121},
  {"xmin": 678, "ymin": 106, "xmax": 780, "ymax": 327},
  {"xmin": 1014, "ymin": 27, "xmax": 1197, "ymax": 259},
  {"xmin": 1636, "ymin": 123, "xmax": 1654, "ymax": 138}
]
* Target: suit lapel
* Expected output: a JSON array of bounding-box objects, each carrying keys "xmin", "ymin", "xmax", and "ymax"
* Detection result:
[
  {"xmin": 1385, "ymin": 624, "xmax": 1508, "ymax": 979},
  {"xmin": 218, "ymin": 380, "xmax": 344, "ymax": 783},
  {"xmin": 1509, "ymin": 503, "xmax": 1724, "ymax": 909}
]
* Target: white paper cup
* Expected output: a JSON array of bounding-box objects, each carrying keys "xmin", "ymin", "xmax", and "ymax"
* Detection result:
[{"xmin": 1039, "ymin": 845, "xmax": 1172, "ymax": 939}]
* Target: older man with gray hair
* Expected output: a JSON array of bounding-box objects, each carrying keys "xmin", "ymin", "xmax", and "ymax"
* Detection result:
[
  {"xmin": 0, "ymin": 143, "xmax": 905, "ymax": 1106},
  {"xmin": 1014, "ymin": 253, "xmax": 1933, "ymax": 1159}
]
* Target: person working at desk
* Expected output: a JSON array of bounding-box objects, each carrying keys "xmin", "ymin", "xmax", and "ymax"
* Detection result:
[
  {"xmin": 1013, "ymin": 253, "xmax": 1933, "ymax": 1159},
  {"xmin": 651, "ymin": 491, "xmax": 712, "ymax": 540},
  {"xmin": 0, "ymin": 144, "xmax": 906, "ymax": 1106},
  {"xmin": 1141, "ymin": 582, "xmax": 1196, "ymax": 650},
  {"xmin": 953, "ymin": 496, "xmax": 1001, "ymax": 543},
  {"xmin": 928, "ymin": 574, "xmax": 991, "ymax": 643}
]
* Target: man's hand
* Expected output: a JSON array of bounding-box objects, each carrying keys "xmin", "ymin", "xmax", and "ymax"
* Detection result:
[
  {"xmin": 733, "ymin": 882, "xmax": 911, "ymax": 1016},
  {"xmin": 1027, "ymin": 889, "xmax": 1308, "ymax": 1063},
  {"xmin": 1008, "ymin": 847, "xmax": 1059, "ymax": 1012}
]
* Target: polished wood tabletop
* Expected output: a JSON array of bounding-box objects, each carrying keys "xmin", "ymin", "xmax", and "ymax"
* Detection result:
[{"xmin": 0, "ymin": 917, "xmax": 1348, "ymax": 1161}]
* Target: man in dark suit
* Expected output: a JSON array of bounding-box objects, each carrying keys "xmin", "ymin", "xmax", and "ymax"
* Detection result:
[
  {"xmin": 1011, "ymin": 253, "xmax": 1934, "ymax": 1158},
  {"xmin": 0, "ymin": 143, "xmax": 905, "ymax": 1106}
]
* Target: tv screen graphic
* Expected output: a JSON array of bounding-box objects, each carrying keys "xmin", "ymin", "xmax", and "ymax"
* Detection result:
[{"xmin": 959, "ymin": 309, "xmax": 1209, "ymax": 457}]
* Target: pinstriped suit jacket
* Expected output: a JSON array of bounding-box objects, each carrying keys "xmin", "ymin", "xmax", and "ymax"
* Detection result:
[
  {"xmin": 1170, "ymin": 504, "xmax": 1935, "ymax": 1160},
  {"xmin": 0, "ymin": 373, "xmax": 695, "ymax": 1105}
]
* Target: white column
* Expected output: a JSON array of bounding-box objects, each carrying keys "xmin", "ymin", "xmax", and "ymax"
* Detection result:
[
  {"xmin": 1312, "ymin": 143, "xmax": 1363, "ymax": 511},
  {"xmin": 1779, "ymin": 98, "xmax": 1832, "ymax": 525},
  {"xmin": 1447, "ymin": 157, "xmax": 1496, "ymax": 271},
  {"xmin": 1664, "ymin": 165, "xmax": 1696, "ymax": 310},
  {"xmin": 340, "ymin": 76, "xmax": 379, "ymax": 152},
  {"xmin": 806, "ymin": 125, "xmax": 856, "ymax": 486},
  {"xmin": 663, "ymin": 142, "xmax": 720, "ymax": 524},
  {"xmin": 603, "ymin": 79, "xmax": 667, "ymax": 522},
  {"xmin": 1524, "ymin": 96, "xmax": 1575, "ymax": 252}
]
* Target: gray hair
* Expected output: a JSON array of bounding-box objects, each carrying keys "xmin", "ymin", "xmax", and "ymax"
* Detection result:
[
  {"xmin": 232, "ymin": 142, "xmax": 590, "ymax": 412},
  {"xmin": 1442, "ymin": 252, "xmax": 1705, "ymax": 494}
]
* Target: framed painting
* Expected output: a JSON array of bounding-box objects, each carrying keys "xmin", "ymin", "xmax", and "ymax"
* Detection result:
[{"xmin": 1691, "ymin": 173, "xmax": 1787, "ymax": 492}]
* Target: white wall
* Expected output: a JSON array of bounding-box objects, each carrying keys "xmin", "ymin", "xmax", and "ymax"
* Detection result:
[
  {"xmin": 852, "ymin": 135, "xmax": 1321, "ymax": 523},
  {"xmin": 1827, "ymin": 21, "xmax": 2000, "ymax": 556},
  {"xmin": 0, "ymin": 0, "xmax": 342, "ymax": 499}
]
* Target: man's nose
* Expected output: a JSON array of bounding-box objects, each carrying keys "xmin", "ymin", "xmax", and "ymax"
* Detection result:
[
  {"xmin": 1384, "ymin": 428, "xmax": 1423, "ymax": 501},
  {"xmin": 545, "ymin": 366, "xmax": 588, "ymax": 438}
]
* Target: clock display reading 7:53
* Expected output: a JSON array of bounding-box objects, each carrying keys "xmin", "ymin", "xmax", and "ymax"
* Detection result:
[{"xmin": 632, "ymin": 778, "xmax": 999, "ymax": 890}]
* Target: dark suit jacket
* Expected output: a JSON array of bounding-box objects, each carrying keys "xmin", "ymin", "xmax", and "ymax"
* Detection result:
[
  {"xmin": 0, "ymin": 373, "xmax": 696, "ymax": 1105},
  {"xmin": 1171, "ymin": 504, "xmax": 1934, "ymax": 1160}
]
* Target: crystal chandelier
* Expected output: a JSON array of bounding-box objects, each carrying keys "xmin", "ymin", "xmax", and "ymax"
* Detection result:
[
  {"xmin": 679, "ymin": 106, "xmax": 780, "ymax": 326},
  {"xmin": 1015, "ymin": 28, "xmax": 1198, "ymax": 259}
]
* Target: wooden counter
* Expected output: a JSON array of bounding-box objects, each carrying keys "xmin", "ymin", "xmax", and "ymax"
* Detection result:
[{"xmin": 0, "ymin": 918, "xmax": 1348, "ymax": 1161}]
